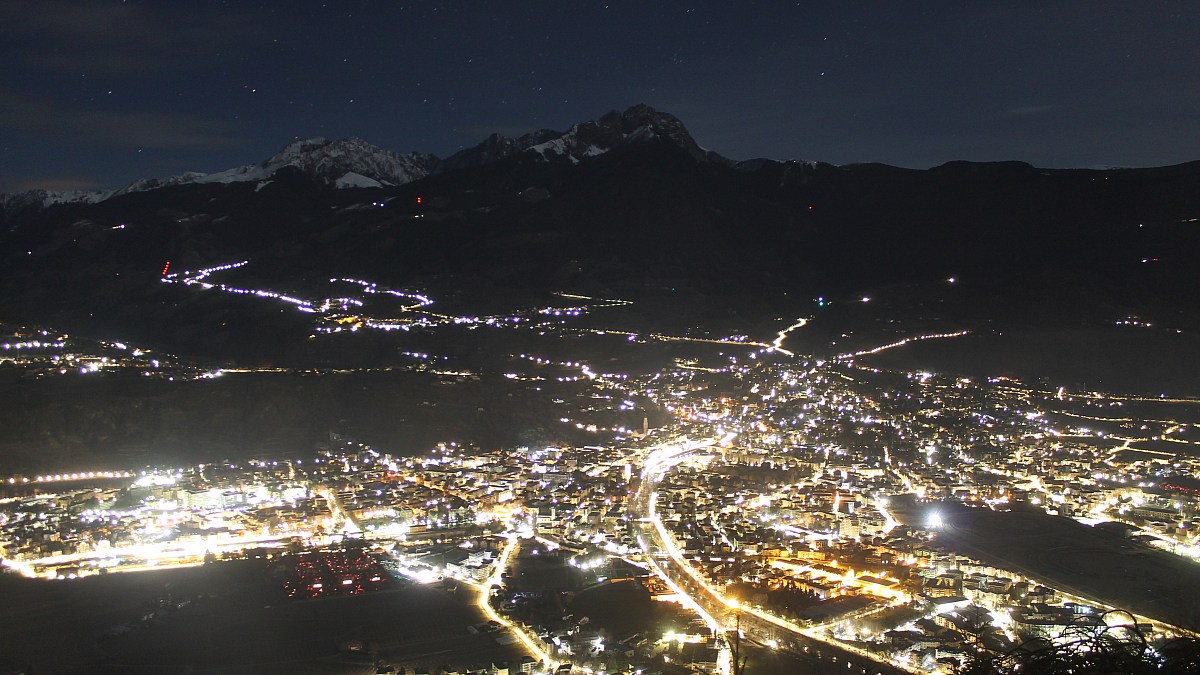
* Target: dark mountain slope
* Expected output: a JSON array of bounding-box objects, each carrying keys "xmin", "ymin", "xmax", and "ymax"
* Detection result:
[{"xmin": 1, "ymin": 119, "xmax": 1198, "ymax": 364}]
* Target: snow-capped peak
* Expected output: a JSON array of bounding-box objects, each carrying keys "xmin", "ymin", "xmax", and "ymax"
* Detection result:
[
  {"xmin": 4, "ymin": 138, "xmax": 439, "ymax": 212},
  {"xmin": 3, "ymin": 105, "xmax": 741, "ymax": 214},
  {"xmin": 444, "ymin": 104, "xmax": 729, "ymax": 168},
  {"xmin": 197, "ymin": 137, "xmax": 438, "ymax": 187}
]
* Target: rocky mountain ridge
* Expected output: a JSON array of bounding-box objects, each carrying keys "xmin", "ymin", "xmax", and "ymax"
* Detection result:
[
  {"xmin": 3, "ymin": 104, "xmax": 729, "ymax": 213},
  {"xmin": 1, "ymin": 102, "xmax": 1199, "ymax": 375}
]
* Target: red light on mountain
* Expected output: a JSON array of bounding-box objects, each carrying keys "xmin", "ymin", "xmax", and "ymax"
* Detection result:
[
  {"xmin": 161, "ymin": 262, "xmax": 171, "ymax": 275},
  {"xmin": 416, "ymin": 196, "xmax": 422, "ymax": 204}
]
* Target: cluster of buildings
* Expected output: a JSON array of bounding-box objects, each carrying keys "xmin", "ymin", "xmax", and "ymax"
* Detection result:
[
  {"xmin": 0, "ymin": 323, "xmax": 207, "ymax": 380},
  {"xmin": 3, "ymin": 328, "xmax": 1200, "ymax": 674},
  {"xmin": 0, "ymin": 463, "xmax": 328, "ymax": 577}
]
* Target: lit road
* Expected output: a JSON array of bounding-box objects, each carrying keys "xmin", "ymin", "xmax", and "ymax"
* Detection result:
[
  {"xmin": 632, "ymin": 440, "xmax": 732, "ymax": 674},
  {"xmin": 475, "ymin": 534, "xmax": 559, "ymax": 670},
  {"xmin": 317, "ymin": 486, "xmax": 362, "ymax": 534},
  {"xmin": 836, "ymin": 330, "xmax": 970, "ymax": 361},
  {"xmin": 631, "ymin": 442, "xmax": 914, "ymax": 675},
  {"xmin": 770, "ymin": 317, "xmax": 809, "ymax": 356}
]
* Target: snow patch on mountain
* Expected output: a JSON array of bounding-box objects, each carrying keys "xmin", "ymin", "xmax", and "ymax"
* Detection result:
[
  {"xmin": 448, "ymin": 104, "xmax": 734, "ymax": 168},
  {"xmin": 335, "ymin": 172, "xmax": 383, "ymax": 189},
  {"xmin": 5, "ymin": 138, "xmax": 436, "ymax": 211},
  {"xmin": 4, "ymin": 104, "xmax": 775, "ymax": 215},
  {"xmin": 195, "ymin": 138, "xmax": 437, "ymax": 188}
]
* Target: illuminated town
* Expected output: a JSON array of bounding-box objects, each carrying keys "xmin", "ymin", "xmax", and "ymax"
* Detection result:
[
  {"xmin": 4, "ymin": 3, "xmax": 1199, "ymax": 672},
  {"xmin": 5, "ymin": 263, "xmax": 1200, "ymax": 674}
]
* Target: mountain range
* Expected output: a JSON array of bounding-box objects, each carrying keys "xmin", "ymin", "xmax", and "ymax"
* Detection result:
[
  {"xmin": 2, "ymin": 104, "xmax": 742, "ymax": 213},
  {"xmin": 1, "ymin": 104, "xmax": 1199, "ymax": 366}
]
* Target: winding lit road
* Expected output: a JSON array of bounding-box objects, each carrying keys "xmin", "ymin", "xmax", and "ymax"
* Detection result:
[{"xmin": 631, "ymin": 441, "xmax": 913, "ymax": 675}]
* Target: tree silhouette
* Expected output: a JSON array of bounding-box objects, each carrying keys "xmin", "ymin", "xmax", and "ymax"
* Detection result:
[{"xmin": 956, "ymin": 611, "xmax": 1200, "ymax": 675}]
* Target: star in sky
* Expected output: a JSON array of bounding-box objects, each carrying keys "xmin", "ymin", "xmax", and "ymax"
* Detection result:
[{"xmin": 0, "ymin": 1, "xmax": 1198, "ymax": 193}]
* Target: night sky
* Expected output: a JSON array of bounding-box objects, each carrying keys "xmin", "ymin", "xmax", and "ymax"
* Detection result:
[{"xmin": 2, "ymin": 1, "xmax": 1198, "ymax": 193}]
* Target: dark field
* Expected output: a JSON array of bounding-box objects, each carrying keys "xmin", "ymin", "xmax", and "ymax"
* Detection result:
[
  {"xmin": 864, "ymin": 328, "xmax": 1200, "ymax": 398},
  {"xmin": 0, "ymin": 369, "xmax": 602, "ymax": 475},
  {"xmin": 891, "ymin": 497, "xmax": 1200, "ymax": 628},
  {"xmin": 567, "ymin": 577, "xmax": 698, "ymax": 641},
  {"xmin": 742, "ymin": 642, "xmax": 893, "ymax": 675},
  {"xmin": 0, "ymin": 561, "xmax": 525, "ymax": 674}
]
